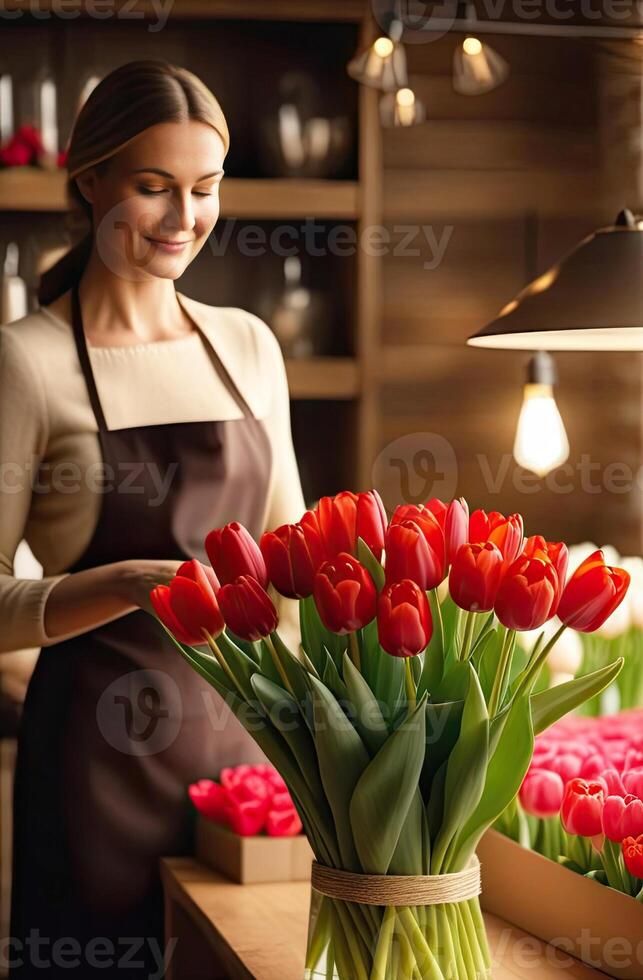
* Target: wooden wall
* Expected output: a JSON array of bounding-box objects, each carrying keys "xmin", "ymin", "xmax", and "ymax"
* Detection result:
[{"xmin": 374, "ymin": 31, "xmax": 643, "ymax": 555}]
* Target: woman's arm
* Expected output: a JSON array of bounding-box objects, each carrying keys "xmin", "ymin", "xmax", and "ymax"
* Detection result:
[
  {"xmin": 0, "ymin": 327, "xmax": 180, "ymax": 653},
  {"xmin": 41, "ymin": 558, "xmax": 183, "ymax": 643}
]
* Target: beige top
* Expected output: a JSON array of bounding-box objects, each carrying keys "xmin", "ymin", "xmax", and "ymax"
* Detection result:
[{"xmin": 0, "ymin": 290, "xmax": 306, "ymax": 654}]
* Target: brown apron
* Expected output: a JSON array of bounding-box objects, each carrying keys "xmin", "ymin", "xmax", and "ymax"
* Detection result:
[{"xmin": 9, "ymin": 284, "xmax": 272, "ymax": 977}]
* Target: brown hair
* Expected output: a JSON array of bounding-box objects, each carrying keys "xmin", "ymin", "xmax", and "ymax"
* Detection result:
[{"xmin": 38, "ymin": 59, "xmax": 230, "ymax": 306}]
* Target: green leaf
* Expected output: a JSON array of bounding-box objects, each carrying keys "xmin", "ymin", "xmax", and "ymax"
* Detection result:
[
  {"xmin": 260, "ymin": 640, "xmax": 285, "ymax": 688},
  {"xmin": 349, "ymin": 695, "xmax": 428, "ymax": 874},
  {"xmin": 454, "ymin": 692, "xmax": 534, "ymax": 870},
  {"xmin": 215, "ymin": 629, "xmax": 261, "ymax": 701},
  {"xmin": 357, "ymin": 536, "xmax": 386, "ymax": 592},
  {"xmin": 359, "ymin": 621, "xmax": 405, "ymax": 727},
  {"xmin": 476, "ymin": 628, "xmax": 503, "ymax": 704},
  {"xmin": 308, "ymin": 674, "xmax": 370, "ymax": 871},
  {"xmin": 431, "ymin": 664, "xmax": 489, "ymax": 873},
  {"xmin": 322, "ymin": 646, "xmax": 349, "ymax": 701},
  {"xmin": 530, "ymin": 659, "xmax": 624, "ymax": 735},
  {"xmin": 299, "ymin": 594, "xmax": 348, "ymax": 674},
  {"xmin": 264, "ymin": 631, "xmax": 312, "ymax": 709},
  {"xmin": 388, "ymin": 789, "xmax": 426, "ymax": 875},
  {"xmin": 226, "ymin": 630, "xmax": 262, "ymax": 664},
  {"xmin": 156, "ymin": 618, "xmax": 238, "ymax": 700},
  {"xmin": 432, "ymin": 659, "xmax": 470, "ymax": 704},
  {"xmin": 250, "ymin": 674, "xmax": 324, "ymax": 803},
  {"xmin": 420, "ymin": 699, "xmax": 464, "ymax": 798},
  {"xmin": 342, "ymin": 653, "xmax": 389, "ymax": 756}
]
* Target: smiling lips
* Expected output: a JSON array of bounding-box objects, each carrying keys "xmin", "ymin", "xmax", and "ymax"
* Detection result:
[{"xmin": 144, "ymin": 236, "xmax": 194, "ymax": 253}]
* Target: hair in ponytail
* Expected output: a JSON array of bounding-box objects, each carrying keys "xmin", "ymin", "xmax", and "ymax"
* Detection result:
[{"xmin": 38, "ymin": 59, "xmax": 230, "ymax": 306}]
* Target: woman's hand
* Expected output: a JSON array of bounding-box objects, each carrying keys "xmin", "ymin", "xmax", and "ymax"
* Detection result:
[
  {"xmin": 112, "ymin": 559, "xmax": 184, "ymax": 616},
  {"xmin": 42, "ymin": 559, "xmax": 183, "ymax": 645}
]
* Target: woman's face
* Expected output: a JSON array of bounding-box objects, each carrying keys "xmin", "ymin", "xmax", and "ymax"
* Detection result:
[{"xmin": 77, "ymin": 119, "xmax": 225, "ymax": 282}]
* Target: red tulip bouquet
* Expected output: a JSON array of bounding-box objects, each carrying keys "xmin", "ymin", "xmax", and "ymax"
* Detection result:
[
  {"xmin": 497, "ymin": 710, "xmax": 643, "ymax": 899},
  {"xmin": 149, "ymin": 491, "xmax": 629, "ymax": 980}
]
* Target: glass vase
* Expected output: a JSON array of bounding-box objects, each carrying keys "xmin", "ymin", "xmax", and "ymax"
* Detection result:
[{"xmin": 304, "ymin": 885, "xmax": 492, "ymax": 979}]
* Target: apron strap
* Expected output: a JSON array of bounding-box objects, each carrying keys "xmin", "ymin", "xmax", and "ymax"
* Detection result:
[
  {"xmin": 191, "ymin": 325, "xmax": 256, "ymax": 421},
  {"xmin": 70, "ymin": 282, "xmax": 109, "ymax": 433}
]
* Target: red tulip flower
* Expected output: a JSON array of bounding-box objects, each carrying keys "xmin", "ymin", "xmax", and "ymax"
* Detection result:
[
  {"xmin": 561, "ymin": 778, "xmax": 605, "ymax": 837},
  {"xmin": 385, "ymin": 516, "xmax": 445, "ymax": 590},
  {"xmin": 557, "ymin": 550, "xmax": 630, "ymax": 633},
  {"xmin": 313, "ymin": 553, "xmax": 377, "ymax": 633},
  {"xmin": 150, "ymin": 559, "xmax": 224, "ymax": 646},
  {"xmin": 315, "ymin": 490, "xmax": 387, "ymax": 561},
  {"xmin": 519, "ymin": 769, "xmax": 565, "ymax": 819},
  {"xmin": 602, "ymin": 794, "xmax": 643, "ymax": 843},
  {"xmin": 469, "ymin": 510, "xmax": 524, "ymax": 564},
  {"xmin": 205, "ymin": 521, "xmax": 268, "ymax": 588},
  {"xmin": 444, "ymin": 497, "xmax": 470, "ymax": 566},
  {"xmin": 521, "ymin": 536, "xmax": 569, "ymax": 605},
  {"xmin": 217, "ymin": 575, "xmax": 278, "ymax": 641},
  {"xmin": 189, "ymin": 779, "xmax": 228, "ymax": 823},
  {"xmin": 260, "ymin": 521, "xmax": 325, "ymax": 599},
  {"xmin": 377, "ymin": 579, "xmax": 433, "ymax": 658},
  {"xmin": 449, "ymin": 541, "xmax": 505, "ymax": 612},
  {"xmin": 600, "ymin": 768, "xmax": 627, "ymax": 798},
  {"xmin": 622, "ymin": 835, "xmax": 643, "ymax": 878},
  {"xmin": 494, "ymin": 554, "xmax": 560, "ymax": 630},
  {"xmin": 266, "ymin": 807, "xmax": 302, "ymax": 837},
  {"xmin": 623, "ymin": 770, "xmax": 643, "ymax": 800}
]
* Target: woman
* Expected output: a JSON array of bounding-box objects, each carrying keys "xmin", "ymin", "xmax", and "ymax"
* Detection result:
[{"xmin": 1, "ymin": 60, "xmax": 305, "ymax": 977}]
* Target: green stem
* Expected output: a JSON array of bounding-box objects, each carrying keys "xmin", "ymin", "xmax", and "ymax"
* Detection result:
[
  {"xmin": 204, "ymin": 631, "xmax": 247, "ymax": 700},
  {"xmin": 432, "ymin": 588, "xmax": 445, "ymax": 652},
  {"xmin": 265, "ymin": 632, "xmax": 294, "ymax": 695},
  {"xmin": 460, "ymin": 610, "xmax": 476, "ymax": 661},
  {"xmin": 370, "ymin": 906, "xmax": 396, "ymax": 980},
  {"xmin": 349, "ymin": 631, "xmax": 361, "ymax": 672},
  {"xmin": 398, "ymin": 907, "xmax": 442, "ymax": 980},
  {"xmin": 405, "ymin": 657, "xmax": 417, "ymax": 710},
  {"xmin": 488, "ymin": 628, "xmax": 515, "ymax": 716},
  {"xmin": 601, "ymin": 839, "xmax": 628, "ymax": 893},
  {"xmin": 513, "ymin": 623, "xmax": 567, "ymax": 703}
]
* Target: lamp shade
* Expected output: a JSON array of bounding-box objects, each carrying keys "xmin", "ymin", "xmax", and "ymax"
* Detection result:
[{"xmin": 467, "ymin": 211, "xmax": 643, "ymax": 351}]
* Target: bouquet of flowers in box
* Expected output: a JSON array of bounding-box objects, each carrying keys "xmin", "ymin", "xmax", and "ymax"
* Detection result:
[
  {"xmin": 189, "ymin": 763, "xmax": 303, "ymax": 837},
  {"xmin": 150, "ymin": 491, "xmax": 628, "ymax": 979},
  {"xmin": 497, "ymin": 710, "xmax": 643, "ymax": 898}
]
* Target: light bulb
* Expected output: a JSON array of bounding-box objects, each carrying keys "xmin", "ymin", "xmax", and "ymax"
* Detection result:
[
  {"xmin": 453, "ymin": 36, "xmax": 509, "ymax": 95},
  {"xmin": 513, "ymin": 383, "xmax": 569, "ymax": 477},
  {"xmin": 463, "ymin": 36, "xmax": 482, "ymax": 56},
  {"xmin": 373, "ymin": 36, "xmax": 394, "ymax": 58},
  {"xmin": 347, "ymin": 25, "xmax": 408, "ymax": 91},
  {"xmin": 379, "ymin": 86, "xmax": 425, "ymax": 128}
]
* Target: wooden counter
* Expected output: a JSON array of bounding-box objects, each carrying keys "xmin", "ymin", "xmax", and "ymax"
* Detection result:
[{"xmin": 160, "ymin": 857, "xmax": 605, "ymax": 979}]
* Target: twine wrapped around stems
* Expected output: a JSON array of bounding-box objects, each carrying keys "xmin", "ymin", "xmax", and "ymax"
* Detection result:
[{"xmin": 310, "ymin": 856, "xmax": 481, "ymax": 907}]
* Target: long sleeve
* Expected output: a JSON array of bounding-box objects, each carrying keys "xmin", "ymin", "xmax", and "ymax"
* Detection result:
[
  {"xmin": 259, "ymin": 320, "xmax": 307, "ymax": 533},
  {"xmin": 249, "ymin": 313, "xmax": 307, "ymax": 652},
  {"xmin": 0, "ymin": 328, "xmax": 70, "ymax": 654}
]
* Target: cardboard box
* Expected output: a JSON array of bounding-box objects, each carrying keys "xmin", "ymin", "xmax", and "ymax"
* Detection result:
[
  {"xmin": 195, "ymin": 816, "xmax": 314, "ymax": 884},
  {"xmin": 478, "ymin": 828, "xmax": 643, "ymax": 979}
]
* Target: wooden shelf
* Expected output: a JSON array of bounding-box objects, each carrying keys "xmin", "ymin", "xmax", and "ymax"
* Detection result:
[
  {"xmin": 221, "ymin": 179, "xmax": 359, "ymax": 220},
  {"xmin": 0, "ymin": 168, "xmax": 66, "ymax": 211},
  {"xmin": 0, "ymin": 169, "xmax": 360, "ymax": 219},
  {"xmin": 285, "ymin": 357, "xmax": 359, "ymax": 400}
]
